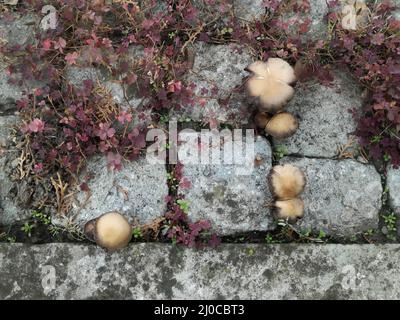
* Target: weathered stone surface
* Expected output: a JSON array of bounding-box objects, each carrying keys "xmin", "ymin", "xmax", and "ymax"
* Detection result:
[
  {"xmin": 280, "ymin": 157, "xmax": 382, "ymax": 237},
  {"xmin": 0, "ymin": 14, "xmax": 43, "ymax": 114},
  {"xmin": 186, "ymin": 42, "xmax": 250, "ymax": 100},
  {"xmin": 393, "ymin": 0, "xmax": 400, "ymax": 20},
  {"xmin": 171, "ymin": 43, "xmax": 254, "ymax": 126},
  {"xmin": 65, "ymin": 45, "xmax": 146, "ymax": 110},
  {"xmin": 0, "ymin": 116, "xmax": 16, "ymax": 148},
  {"xmin": 233, "ymin": 0, "xmax": 265, "ymax": 21},
  {"xmin": 0, "ymin": 60, "xmax": 47, "ymax": 115},
  {"xmin": 65, "ymin": 67, "xmax": 132, "ymax": 105},
  {"xmin": 2, "ymin": 243, "xmax": 400, "ymax": 299},
  {"xmin": 0, "ymin": 116, "xmax": 30, "ymax": 225},
  {"xmin": 58, "ymin": 155, "xmax": 168, "ymax": 228},
  {"xmin": 308, "ymin": 0, "xmax": 330, "ymax": 38},
  {"xmin": 192, "ymin": 0, "xmax": 233, "ymax": 24},
  {"xmin": 274, "ymin": 72, "xmax": 363, "ymax": 158},
  {"xmin": 387, "ymin": 167, "xmax": 400, "ymax": 215},
  {"xmin": 0, "ymin": 13, "xmax": 38, "ymax": 47},
  {"xmin": 0, "ymin": 63, "xmax": 23, "ymax": 115},
  {"xmin": 277, "ymin": 0, "xmax": 329, "ymax": 40},
  {"xmin": 179, "ymin": 135, "xmax": 275, "ymax": 235}
]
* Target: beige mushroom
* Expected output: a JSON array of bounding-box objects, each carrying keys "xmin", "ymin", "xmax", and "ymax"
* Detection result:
[
  {"xmin": 268, "ymin": 164, "xmax": 306, "ymax": 200},
  {"xmin": 84, "ymin": 211, "xmax": 132, "ymax": 251},
  {"xmin": 265, "ymin": 112, "xmax": 298, "ymax": 139},
  {"xmin": 274, "ymin": 198, "xmax": 305, "ymax": 221},
  {"xmin": 246, "ymin": 58, "xmax": 296, "ymax": 112}
]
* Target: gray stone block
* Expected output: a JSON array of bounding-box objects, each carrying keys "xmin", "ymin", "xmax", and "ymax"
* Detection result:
[
  {"xmin": 56, "ymin": 155, "xmax": 168, "ymax": 229},
  {"xmin": 280, "ymin": 157, "xmax": 382, "ymax": 237},
  {"xmin": 0, "ymin": 116, "xmax": 30, "ymax": 225},
  {"xmin": 179, "ymin": 135, "xmax": 275, "ymax": 235},
  {"xmin": 387, "ymin": 167, "xmax": 400, "ymax": 215},
  {"xmin": 274, "ymin": 72, "xmax": 363, "ymax": 158}
]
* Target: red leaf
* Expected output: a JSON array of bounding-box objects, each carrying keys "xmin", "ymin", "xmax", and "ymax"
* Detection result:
[
  {"xmin": 26, "ymin": 119, "xmax": 45, "ymax": 133},
  {"xmin": 54, "ymin": 37, "xmax": 67, "ymax": 53},
  {"xmin": 65, "ymin": 52, "xmax": 79, "ymax": 65},
  {"xmin": 42, "ymin": 38, "xmax": 52, "ymax": 51}
]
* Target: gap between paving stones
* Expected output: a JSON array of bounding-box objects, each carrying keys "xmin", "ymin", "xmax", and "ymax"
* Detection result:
[{"xmin": 0, "ymin": 117, "xmax": 390, "ymax": 244}]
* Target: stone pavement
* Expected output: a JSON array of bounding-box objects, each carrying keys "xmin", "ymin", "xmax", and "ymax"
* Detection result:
[
  {"xmin": 0, "ymin": 0, "xmax": 400, "ymax": 301},
  {"xmin": 1, "ymin": 243, "xmax": 400, "ymax": 299}
]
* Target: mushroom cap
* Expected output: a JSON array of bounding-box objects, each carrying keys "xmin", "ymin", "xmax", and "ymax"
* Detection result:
[
  {"xmin": 93, "ymin": 211, "xmax": 132, "ymax": 251},
  {"xmin": 254, "ymin": 112, "xmax": 271, "ymax": 129},
  {"xmin": 265, "ymin": 58, "xmax": 296, "ymax": 84},
  {"xmin": 259, "ymin": 80, "xmax": 294, "ymax": 111},
  {"xmin": 246, "ymin": 58, "xmax": 296, "ymax": 84},
  {"xmin": 247, "ymin": 77, "xmax": 295, "ymax": 112},
  {"xmin": 265, "ymin": 112, "xmax": 298, "ymax": 139},
  {"xmin": 268, "ymin": 164, "xmax": 306, "ymax": 199},
  {"xmin": 274, "ymin": 198, "xmax": 304, "ymax": 221},
  {"xmin": 246, "ymin": 59, "xmax": 296, "ymax": 112},
  {"xmin": 246, "ymin": 60, "xmax": 270, "ymax": 78},
  {"xmin": 341, "ymin": 1, "xmax": 370, "ymax": 30}
]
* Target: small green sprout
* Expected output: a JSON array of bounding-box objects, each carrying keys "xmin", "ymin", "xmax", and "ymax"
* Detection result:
[
  {"xmin": 32, "ymin": 210, "xmax": 51, "ymax": 225},
  {"xmin": 318, "ymin": 230, "xmax": 326, "ymax": 239},
  {"xmin": 265, "ymin": 234, "xmax": 277, "ymax": 244},
  {"xmin": 176, "ymin": 199, "xmax": 190, "ymax": 214},
  {"xmin": 383, "ymin": 154, "xmax": 391, "ymax": 162},
  {"xmin": 132, "ymin": 227, "xmax": 142, "ymax": 239},
  {"xmin": 273, "ymin": 145, "xmax": 288, "ymax": 161},
  {"xmin": 21, "ymin": 222, "xmax": 34, "ymax": 237},
  {"xmin": 371, "ymin": 135, "xmax": 382, "ymax": 143},
  {"xmin": 382, "ymin": 213, "xmax": 397, "ymax": 241},
  {"xmin": 246, "ymin": 247, "xmax": 255, "ymax": 256}
]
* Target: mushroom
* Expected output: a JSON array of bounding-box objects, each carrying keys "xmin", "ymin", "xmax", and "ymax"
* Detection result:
[
  {"xmin": 254, "ymin": 112, "xmax": 271, "ymax": 129},
  {"xmin": 84, "ymin": 211, "xmax": 132, "ymax": 251},
  {"xmin": 265, "ymin": 112, "xmax": 298, "ymax": 139},
  {"xmin": 268, "ymin": 164, "xmax": 306, "ymax": 200},
  {"xmin": 246, "ymin": 58, "xmax": 296, "ymax": 112},
  {"xmin": 274, "ymin": 198, "xmax": 304, "ymax": 221},
  {"xmin": 341, "ymin": 0, "xmax": 370, "ymax": 31}
]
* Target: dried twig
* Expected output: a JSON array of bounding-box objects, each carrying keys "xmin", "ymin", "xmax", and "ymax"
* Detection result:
[
  {"xmin": 337, "ymin": 136, "xmax": 356, "ymax": 159},
  {"xmin": 51, "ymin": 173, "xmax": 70, "ymax": 215},
  {"xmin": 140, "ymin": 217, "xmax": 166, "ymax": 240}
]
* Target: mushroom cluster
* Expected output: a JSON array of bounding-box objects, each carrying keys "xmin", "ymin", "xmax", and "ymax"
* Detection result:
[
  {"xmin": 268, "ymin": 164, "xmax": 306, "ymax": 222},
  {"xmin": 246, "ymin": 58, "xmax": 299, "ymax": 139},
  {"xmin": 84, "ymin": 211, "xmax": 132, "ymax": 251}
]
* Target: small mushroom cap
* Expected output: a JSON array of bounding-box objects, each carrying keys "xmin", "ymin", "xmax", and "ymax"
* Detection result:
[
  {"xmin": 268, "ymin": 164, "xmax": 306, "ymax": 199},
  {"xmin": 246, "ymin": 59, "xmax": 296, "ymax": 112},
  {"xmin": 265, "ymin": 112, "xmax": 298, "ymax": 139},
  {"xmin": 254, "ymin": 112, "xmax": 271, "ymax": 129},
  {"xmin": 275, "ymin": 198, "xmax": 304, "ymax": 221},
  {"xmin": 94, "ymin": 212, "xmax": 132, "ymax": 251}
]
